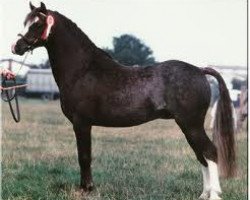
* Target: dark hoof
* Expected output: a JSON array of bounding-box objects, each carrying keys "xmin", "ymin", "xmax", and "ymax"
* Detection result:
[{"xmin": 81, "ymin": 183, "xmax": 95, "ymax": 193}]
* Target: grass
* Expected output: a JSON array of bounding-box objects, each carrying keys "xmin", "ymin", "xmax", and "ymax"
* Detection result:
[{"xmin": 2, "ymin": 99, "xmax": 247, "ymax": 200}]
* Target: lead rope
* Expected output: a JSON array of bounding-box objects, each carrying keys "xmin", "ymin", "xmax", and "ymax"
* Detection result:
[
  {"xmin": 1, "ymin": 51, "xmax": 30, "ymax": 122},
  {"xmin": 15, "ymin": 51, "xmax": 30, "ymax": 76},
  {"xmin": 2, "ymin": 78, "xmax": 20, "ymax": 122}
]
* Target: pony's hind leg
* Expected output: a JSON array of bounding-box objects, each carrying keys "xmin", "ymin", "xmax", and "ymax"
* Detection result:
[
  {"xmin": 176, "ymin": 121, "xmax": 222, "ymax": 200},
  {"xmin": 205, "ymin": 159, "xmax": 222, "ymax": 200},
  {"xmin": 200, "ymin": 159, "xmax": 221, "ymax": 200}
]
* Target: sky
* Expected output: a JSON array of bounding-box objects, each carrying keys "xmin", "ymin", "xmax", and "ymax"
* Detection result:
[{"xmin": 0, "ymin": 0, "xmax": 247, "ymax": 67}]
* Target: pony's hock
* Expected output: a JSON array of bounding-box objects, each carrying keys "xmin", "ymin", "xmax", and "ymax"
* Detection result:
[{"xmin": 12, "ymin": 2, "xmax": 236, "ymax": 199}]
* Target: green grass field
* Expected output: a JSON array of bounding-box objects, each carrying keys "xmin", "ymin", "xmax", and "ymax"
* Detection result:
[{"xmin": 2, "ymin": 99, "xmax": 247, "ymax": 200}]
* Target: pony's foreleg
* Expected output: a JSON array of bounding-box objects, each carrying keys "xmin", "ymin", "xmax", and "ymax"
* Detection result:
[{"xmin": 73, "ymin": 116, "xmax": 94, "ymax": 191}]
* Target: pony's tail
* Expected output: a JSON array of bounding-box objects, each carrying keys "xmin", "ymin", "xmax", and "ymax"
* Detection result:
[{"xmin": 203, "ymin": 67, "xmax": 236, "ymax": 178}]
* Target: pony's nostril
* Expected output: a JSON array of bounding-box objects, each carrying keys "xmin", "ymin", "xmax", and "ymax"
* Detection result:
[{"xmin": 11, "ymin": 43, "xmax": 16, "ymax": 54}]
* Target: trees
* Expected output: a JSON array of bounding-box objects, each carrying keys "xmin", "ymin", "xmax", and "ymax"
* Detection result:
[
  {"xmin": 232, "ymin": 78, "xmax": 247, "ymax": 90},
  {"xmin": 104, "ymin": 34, "xmax": 156, "ymax": 66}
]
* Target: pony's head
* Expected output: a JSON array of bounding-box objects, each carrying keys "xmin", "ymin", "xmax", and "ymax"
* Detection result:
[{"xmin": 12, "ymin": 2, "xmax": 54, "ymax": 55}]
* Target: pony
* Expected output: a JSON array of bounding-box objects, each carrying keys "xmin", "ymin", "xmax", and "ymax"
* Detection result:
[{"xmin": 12, "ymin": 2, "xmax": 236, "ymax": 199}]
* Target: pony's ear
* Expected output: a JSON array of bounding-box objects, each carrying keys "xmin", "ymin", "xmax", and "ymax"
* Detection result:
[
  {"xmin": 40, "ymin": 2, "xmax": 47, "ymax": 13},
  {"xmin": 29, "ymin": 1, "xmax": 36, "ymax": 11}
]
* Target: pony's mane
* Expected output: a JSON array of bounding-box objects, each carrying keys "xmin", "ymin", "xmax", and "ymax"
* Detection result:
[{"xmin": 53, "ymin": 11, "xmax": 112, "ymax": 59}]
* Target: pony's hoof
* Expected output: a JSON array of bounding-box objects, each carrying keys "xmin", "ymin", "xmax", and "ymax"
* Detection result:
[
  {"xmin": 81, "ymin": 182, "xmax": 95, "ymax": 193},
  {"xmin": 209, "ymin": 191, "xmax": 222, "ymax": 200},
  {"xmin": 199, "ymin": 192, "xmax": 209, "ymax": 199},
  {"xmin": 208, "ymin": 197, "xmax": 222, "ymax": 200}
]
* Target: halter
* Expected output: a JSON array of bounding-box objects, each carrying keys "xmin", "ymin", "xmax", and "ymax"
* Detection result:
[
  {"xmin": 17, "ymin": 33, "xmax": 39, "ymax": 51},
  {"xmin": 17, "ymin": 13, "xmax": 55, "ymax": 50}
]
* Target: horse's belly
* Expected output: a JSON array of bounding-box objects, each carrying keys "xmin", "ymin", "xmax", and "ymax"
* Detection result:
[
  {"xmin": 73, "ymin": 90, "xmax": 168, "ymax": 127},
  {"xmin": 91, "ymin": 108, "xmax": 159, "ymax": 127},
  {"xmin": 92, "ymin": 117, "xmax": 156, "ymax": 127}
]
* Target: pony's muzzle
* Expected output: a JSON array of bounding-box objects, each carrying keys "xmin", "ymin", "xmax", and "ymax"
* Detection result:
[{"xmin": 11, "ymin": 40, "xmax": 28, "ymax": 56}]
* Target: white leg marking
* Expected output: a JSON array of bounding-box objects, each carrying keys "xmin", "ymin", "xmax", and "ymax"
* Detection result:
[
  {"xmin": 206, "ymin": 159, "xmax": 222, "ymax": 200},
  {"xmin": 199, "ymin": 166, "xmax": 210, "ymax": 199}
]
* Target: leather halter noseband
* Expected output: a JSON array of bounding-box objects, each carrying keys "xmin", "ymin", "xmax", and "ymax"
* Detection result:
[{"xmin": 17, "ymin": 33, "xmax": 39, "ymax": 51}]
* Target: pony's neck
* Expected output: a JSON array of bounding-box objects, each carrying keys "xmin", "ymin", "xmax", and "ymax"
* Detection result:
[{"xmin": 45, "ymin": 11, "xmax": 96, "ymax": 86}]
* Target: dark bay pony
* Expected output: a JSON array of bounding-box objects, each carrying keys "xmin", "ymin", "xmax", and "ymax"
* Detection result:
[{"xmin": 12, "ymin": 2, "xmax": 236, "ymax": 199}]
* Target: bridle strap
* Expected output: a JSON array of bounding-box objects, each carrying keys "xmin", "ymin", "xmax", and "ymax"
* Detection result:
[
  {"xmin": 17, "ymin": 33, "xmax": 38, "ymax": 48},
  {"xmin": 39, "ymin": 12, "xmax": 47, "ymax": 17}
]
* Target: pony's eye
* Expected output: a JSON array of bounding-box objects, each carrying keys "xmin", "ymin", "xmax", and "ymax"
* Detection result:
[
  {"xmin": 29, "ymin": 25, "xmax": 37, "ymax": 31},
  {"xmin": 37, "ymin": 23, "xmax": 43, "ymax": 28}
]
